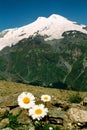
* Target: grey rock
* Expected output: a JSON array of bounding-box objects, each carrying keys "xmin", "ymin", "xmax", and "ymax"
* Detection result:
[
  {"xmin": 67, "ymin": 108, "xmax": 87, "ymax": 123},
  {"xmin": 49, "ymin": 117, "xmax": 63, "ymax": 125},
  {"xmin": 10, "ymin": 107, "xmax": 21, "ymax": 116},
  {"xmin": 17, "ymin": 109, "xmax": 32, "ymax": 125},
  {"xmin": 0, "ymin": 118, "xmax": 9, "ymax": 129},
  {"xmin": 1, "ymin": 128, "xmax": 13, "ymax": 130},
  {"xmin": 83, "ymin": 97, "xmax": 87, "ymax": 106},
  {"xmin": 64, "ymin": 108, "xmax": 87, "ymax": 129},
  {"xmin": 0, "ymin": 107, "xmax": 9, "ymax": 118},
  {"xmin": 49, "ymin": 108, "xmax": 66, "ymax": 118}
]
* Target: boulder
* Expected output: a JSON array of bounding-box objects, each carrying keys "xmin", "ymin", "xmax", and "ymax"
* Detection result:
[{"xmin": 64, "ymin": 108, "xmax": 87, "ymax": 129}]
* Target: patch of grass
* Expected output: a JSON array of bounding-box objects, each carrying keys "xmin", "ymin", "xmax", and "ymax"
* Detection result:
[
  {"xmin": 68, "ymin": 93, "xmax": 82, "ymax": 103},
  {"xmin": 3, "ymin": 113, "xmax": 23, "ymax": 129},
  {"xmin": 35, "ymin": 123, "xmax": 61, "ymax": 130}
]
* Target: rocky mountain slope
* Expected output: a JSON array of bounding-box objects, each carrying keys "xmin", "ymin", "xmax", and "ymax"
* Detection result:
[
  {"xmin": 0, "ymin": 32, "xmax": 87, "ymax": 91},
  {"xmin": 0, "ymin": 81, "xmax": 87, "ymax": 130}
]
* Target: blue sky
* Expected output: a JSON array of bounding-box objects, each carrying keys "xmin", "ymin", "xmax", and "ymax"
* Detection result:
[{"xmin": 0, "ymin": 0, "xmax": 87, "ymax": 31}]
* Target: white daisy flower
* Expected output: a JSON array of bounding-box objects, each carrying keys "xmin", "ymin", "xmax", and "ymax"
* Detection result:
[
  {"xmin": 41, "ymin": 95, "xmax": 51, "ymax": 102},
  {"xmin": 17, "ymin": 92, "xmax": 35, "ymax": 109},
  {"xmin": 29, "ymin": 104, "xmax": 48, "ymax": 120},
  {"xmin": 49, "ymin": 127, "xmax": 53, "ymax": 130}
]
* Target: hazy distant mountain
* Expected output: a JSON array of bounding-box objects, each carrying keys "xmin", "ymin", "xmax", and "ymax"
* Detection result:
[
  {"xmin": 0, "ymin": 14, "xmax": 87, "ymax": 91},
  {"xmin": 0, "ymin": 14, "xmax": 87, "ymax": 50}
]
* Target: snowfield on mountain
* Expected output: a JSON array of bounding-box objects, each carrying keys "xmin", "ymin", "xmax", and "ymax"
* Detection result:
[{"xmin": 0, "ymin": 14, "xmax": 87, "ymax": 50}]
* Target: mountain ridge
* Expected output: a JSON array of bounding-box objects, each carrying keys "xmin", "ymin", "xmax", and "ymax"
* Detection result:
[
  {"xmin": 0, "ymin": 31, "xmax": 87, "ymax": 91},
  {"xmin": 0, "ymin": 14, "xmax": 87, "ymax": 91},
  {"xmin": 0, "ymin": 14, "xmax": 87, "ymax": 50}
]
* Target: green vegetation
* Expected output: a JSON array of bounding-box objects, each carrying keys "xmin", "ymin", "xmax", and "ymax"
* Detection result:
[
  {"xmin": 0, "ymin": 31, "xmax": 87, "ymax": 91},
  {"xmin": 2, "ymin": 113, "xmax": 23, "ymax": 129},
  {"xmin": 68, "ymin": 93, "xmax": 83, "ymax": 103},
  {"xmin": 35, "ymin": 123, "xmax": 61, "ymax": 130}
]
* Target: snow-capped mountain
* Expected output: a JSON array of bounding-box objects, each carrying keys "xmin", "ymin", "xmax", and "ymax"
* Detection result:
[{"xmin": 0, "ymin": 14, "xmax": 87, "ymax": 50}]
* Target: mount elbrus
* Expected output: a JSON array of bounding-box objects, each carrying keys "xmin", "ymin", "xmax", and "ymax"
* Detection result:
[{"xmin": 0, "ymin": 14, "xmax": 87, "ymax": 91}]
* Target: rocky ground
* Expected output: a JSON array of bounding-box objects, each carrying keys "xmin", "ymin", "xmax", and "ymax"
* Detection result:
[{"xmin": 0, "ymin": 81, "xmax": 87, "ymax": 130}]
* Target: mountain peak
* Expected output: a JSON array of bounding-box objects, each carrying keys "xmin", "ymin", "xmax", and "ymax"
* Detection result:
[
  {"xmin": 36, "ymin": 16, "xmax": 47, "ymax": 21},
  {"xmin": 48, "ymin": 14, "xmax": 67, "ymax": 20},
  {"xmin": 0, "ymin": 14, "xmax": 87, "ymax": 50}
]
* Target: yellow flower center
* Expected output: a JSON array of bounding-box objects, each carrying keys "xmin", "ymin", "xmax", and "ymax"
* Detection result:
[
  {"xmin": 44, "ymin": 96, "xmax": 48, "ymax": 100},
  {"xmin": 23, "ymin": 97, "xmax": 30, "ymax": 104},
  {"xmin": 35, "ymin": 109, "xmax": 42, "ymax": 115}
]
